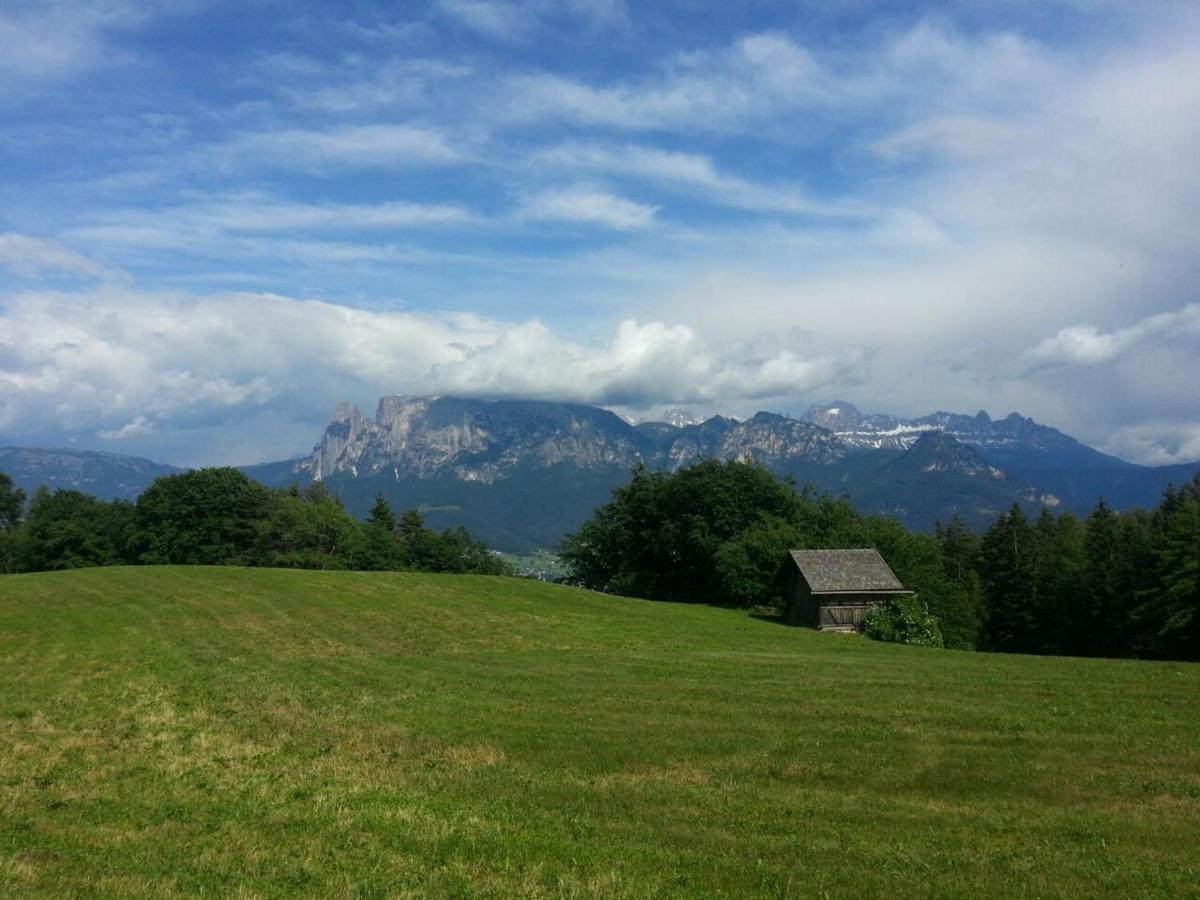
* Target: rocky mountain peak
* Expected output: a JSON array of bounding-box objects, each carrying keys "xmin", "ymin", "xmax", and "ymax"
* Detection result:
[
  {"xmin": 298, "ymin": 395, "xmax": 855, "ymax": 483},
  {"xmin": 803, "ymin": 401, "xmax": 865, "ymax": 432},
  {"xmin": 658, "ymin": 406, "xmax": 701, "ymax": 428},
  {"xmin": 898, "ymin": 431, "xmax": 1004, "ymax": 479}
]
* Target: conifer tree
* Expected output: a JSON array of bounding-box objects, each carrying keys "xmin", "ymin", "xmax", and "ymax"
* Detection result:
[
  {"xmin": 1038, "ymin": 511, "xmax": 1086, "ymax": 655},
  {"xmin": 1079, "ymin": 500, "xmax": 1125, "ymax": 656},
  {"xmin": 980, "ymin": 504, "xmax": 1039, "ymax": 652},
  {"xmin": 1133, "ymin": 478, "xmax": 1200, "ymax": 660},
  {"xmin": 367, "ymin": 493, "xmax": 397, "ymax": 532},
  {"xmin": 936, "ymin": 516, "xmax": 981, "ymax": 584},
  {"xmin": 0, "ymin": 472, "xmax": 25, "ymax": 532}
]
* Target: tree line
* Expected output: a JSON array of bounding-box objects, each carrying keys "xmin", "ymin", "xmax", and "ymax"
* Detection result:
[
  {"xmin": 966, "ymin": 489, "xmax": 1199, "ymax": 661},
  {"xmin": 0, "ymin": 467, "xmax": 509, "ymax": 577},
  {"xmin": 3, "ymin": 459, "xmax": 1196, "ymax": 661},
  {"xmin": 560, "ymin": 460, "xmax": 1199, "ymax": 661}
]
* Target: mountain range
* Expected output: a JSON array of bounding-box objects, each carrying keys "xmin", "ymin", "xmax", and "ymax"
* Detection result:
[
  {"xmin": 4, "ymin": 397, "xmax": 1197, "ymax": 552},
  {"xmin": 0, "ymin": 447, "xmax": 181, "ymax": 500}
]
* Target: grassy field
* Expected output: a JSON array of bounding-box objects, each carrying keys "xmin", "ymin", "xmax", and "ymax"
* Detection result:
[{"xmin": 1, "ymin": 568, "xmax": 1198, "ymax": 898}]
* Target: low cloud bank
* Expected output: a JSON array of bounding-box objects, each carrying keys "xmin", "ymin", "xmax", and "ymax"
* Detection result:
[{"xmin": 0, "ymin": 287, "xmax": 854, "ymax": 463}]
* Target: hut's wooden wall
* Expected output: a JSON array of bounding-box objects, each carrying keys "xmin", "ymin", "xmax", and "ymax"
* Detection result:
[
  {"xmin": 783, "ymin": 569, "xmax": 818, "ymax": 626},
  {"xmin": 817, "ymin": 600, "xmax": 881, "ymax": 629},
  {"xmin": 781, "ymin": 563, "xmax": 897, "ymax": 631}
]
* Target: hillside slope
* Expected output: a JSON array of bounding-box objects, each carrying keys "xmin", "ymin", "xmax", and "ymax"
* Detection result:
[
  {"xmin": 0, "ymin": 447, "xmax": 180, "ymax": 500},
  {"xmin": 1, "ymin": 568, "xmax": 1198, "ymax": 897}
]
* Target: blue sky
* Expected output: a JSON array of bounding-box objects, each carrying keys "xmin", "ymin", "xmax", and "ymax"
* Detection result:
[{"xmin": 1, "ymin": 0, "xmax": 1199, "ymax": 466}]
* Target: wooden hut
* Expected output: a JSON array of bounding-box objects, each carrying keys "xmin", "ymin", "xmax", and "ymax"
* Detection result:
[{"xmin": 779, "ymin": 549, "xmax": 911, "ymax": 631}]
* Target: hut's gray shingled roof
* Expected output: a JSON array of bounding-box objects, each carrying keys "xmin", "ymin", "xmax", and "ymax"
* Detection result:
[{"xmin": 788, "ymin": 549, "xmax": 906, "ymax": 593}]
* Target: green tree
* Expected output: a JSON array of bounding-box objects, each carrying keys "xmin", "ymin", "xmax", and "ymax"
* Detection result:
[
  {"xmin": 980, "ymin": 504, "xmax": 1039, "ymax": 652},
  {"xmin": 252, "ymin": 489, "xmax": 357, "ymax": 569},
  {"xmin": 352, "ymin": 494, "xmax": 402, "ymax": 571},
  {"xmin": 714, "ymin": 517, "xmax": 802, "ymax": 608},
  {"xmin": 1034, "ymin": 511, "xmax": 1086, "ymax": 655},
  {"xmin": 934, "ymin": 516, "xmax": 986, "ymax": 649},
  {"xmin": 0, "ymin": 528, "xmax": 30, "ymax": 574},
  {"xmin": 872, "ymin": 518, "xmax": 979, "ymax": 649},
  {"xmin": 0, "ymin": 472, "xmax": 25, "ymax": 531},
  {"xmin": 1132, "ymin": 478, "xmax": 1200, "ymax": 660},
  {"xmin": 0, "ymin": 471, "xmax": 27, "ymax": 573},
  {"xmin": 23, "ymin": 487, "xmax": 135, "ymax": 571},
  {"xmin": 1150, "ymin": 491, "xmax": 1200, "ymax": 659},
  {"xmin": 936, "ymin": 516, "xmax": 980, "ymax": 584},
  {"xmin": 135, "ymin": 468, "xmax": 272, "ymax": 565},
  {"xmin": 421, "ymin": 527, "xmax": 510, "ymax": 574},
  {"xmin": 562, "ymin": 461, "xmax": 808, "ymax": 606},
  {"xmin": 1076, "ymin": 500, "xmax": 1126, "ymax": 656},
  {"xmin": 367, "ymin": 493, "xmax": 397, "ymax": 532}
]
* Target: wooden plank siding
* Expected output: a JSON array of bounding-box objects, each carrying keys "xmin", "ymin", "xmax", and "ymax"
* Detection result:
[
  {"xmin": 818, "ymin": 603, "xmax": 878, "ymax": 629},
  {"xmin": 779, "ymin": 549, "xmax": 911, "ymax": 632}
]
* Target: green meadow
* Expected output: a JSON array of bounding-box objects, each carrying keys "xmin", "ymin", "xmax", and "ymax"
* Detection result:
[{"xmin": 1, "ymin": 567, "xmax": 1197, "ymax": 897}]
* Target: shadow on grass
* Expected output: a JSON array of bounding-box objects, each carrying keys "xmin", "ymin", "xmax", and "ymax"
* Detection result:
[{"xmin": 748, "ymin": 611, "xmax": 792, "ymax": 628}]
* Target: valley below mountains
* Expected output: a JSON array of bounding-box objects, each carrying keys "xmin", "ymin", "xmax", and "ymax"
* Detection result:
[{"xmin": 6, "ymin": 396, "xmax": 1198, "ymax": 553}]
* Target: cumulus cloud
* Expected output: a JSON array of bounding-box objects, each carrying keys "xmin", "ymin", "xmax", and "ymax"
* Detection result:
[
  {"xmin": 4, "ymin": 5, "xmax": 1200, "ymax": 466},
  {"xmin": 0, "ymin": 287, "xmax": 853, "ymax": 464},
  {"xmin": 433, "ymin": 318, "xmax": 853, "ymax": 405},
  {"xmin": 1102, "ymin": 422, "xmax": 1200, "ymax": 468},
  {"xmin": 1026, "ymin": 305, "xmax": 1200, "ymax": 367}
]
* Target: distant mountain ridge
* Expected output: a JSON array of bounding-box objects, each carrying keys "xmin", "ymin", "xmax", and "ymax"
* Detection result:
[
  {"xmin": 801, "ymin": 401, "xmax": 1124, "ymax": 467},
  {"xmin": 799, "ymin": 401, "xmax": 1198, "ymax": 508},
  {"xmin": 290, "ymin": 397, "xmax": 847, "ymax": 485},
  {"xmin": 236, "ymin": 396, "xmax": 1079, "ymax": 547},
  {"xmin": 0, "ymin": 447, "xmax": 180, "ymax": 500},
  {"xmin": 3, "ymin": 396, "xmax": 1197, "ymax": 552}
]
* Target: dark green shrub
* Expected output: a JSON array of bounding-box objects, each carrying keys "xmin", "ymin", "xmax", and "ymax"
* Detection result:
[{"xmin": 863, "ymin": 596, "xmax": 944, "ymax": 648}]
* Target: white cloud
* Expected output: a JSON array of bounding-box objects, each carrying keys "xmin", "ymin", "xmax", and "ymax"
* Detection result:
[
  {"xmin": 488, "ymin": 21, "xmax": 1050, "ymax": 133},
  {"xmin": 0, "ymin": 287, "xmax": 853, "ymax": 463},
  {"xmin": 0, "ymin": 0, "xmax": 139, "ymax": 83},
  {"xmin": 438, "ymin": 0, "xmax": 531, "ymax": 41},
  {"xmin": 492, "ymin": 31, "xmax": 839, "ymax": 131},
  {"xmin": 433, "ymin": 318, "xmax": 853, "ymax": 405},
  {"xmin": 1102, "ymin": 422, "xmax": 1200, "ymax": 467},
  {"xmin": 0, "ymin": 233, "xmax": 126, "ymax": 282},
  {"xmin": 198, "ymin": 198, "xmax": 478, "ymax": 231},
  {"xmin": 3, "ymin": 6, "xmax": 1200, "ymax": 466},
  {"xmin": 277, "ymin": 57, "xmax": 474, "ymax": 114},
  {"xmin": 519, "ymin": 186, "xmax": 659, "ymax": 229},
  {"xmin": 436, "ymin": 0, "xmax": 626, "ymax": 42},
  {"xmin": 531, "ymin": 142, "xmax": 863, "ymax": 217},
  {"xmin": 870, "ymin": 116, "xmax": 1028, "ymax": 163},
  {"xmin": 209, "ymin": 124, "xmax": 462, "ymax": 172},
  {"xmin": 74, "ymin": 195, "xmax": 478, "ymax": 239},
  {"xmin": 98, "ymin": 414, "xmax": 152, "ymax": 440},
  {"xmin": 1025, "ymin": 305, "xmax": 1200, "ymax": 367}
]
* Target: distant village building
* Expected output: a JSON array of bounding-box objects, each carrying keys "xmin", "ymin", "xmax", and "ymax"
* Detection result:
[{"xmin": 779, "ymin": 549, "xmax": 911, "ymax": 631}]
